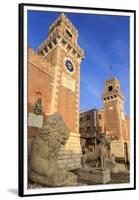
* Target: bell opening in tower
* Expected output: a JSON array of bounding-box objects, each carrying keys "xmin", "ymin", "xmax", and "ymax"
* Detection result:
[{"xmin": 108, "ymin": 85, "xmax": 113, "ymax": 91}]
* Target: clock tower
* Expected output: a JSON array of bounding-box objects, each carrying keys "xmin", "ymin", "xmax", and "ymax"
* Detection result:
[{"xmin": 37, "ymin": 13, "xmax": 84, "ymax": 169}]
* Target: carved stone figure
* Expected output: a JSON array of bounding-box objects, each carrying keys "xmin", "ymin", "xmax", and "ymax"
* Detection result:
[
  {"xmin": 81, "ymin": 134, "xmax": 110, "ymax": 171},
  {"xmin": 28, "ymin": 114, "xmax": 77, "ymax": 186},
  {"xmin": 34, "ymin": 97, "xmax": 42, "ymax": 115}
]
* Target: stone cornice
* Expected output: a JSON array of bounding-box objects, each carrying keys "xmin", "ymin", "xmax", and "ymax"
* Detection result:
[{"xmin": 38, "ymin": 33, "xmax": 84, "ymax": 61}]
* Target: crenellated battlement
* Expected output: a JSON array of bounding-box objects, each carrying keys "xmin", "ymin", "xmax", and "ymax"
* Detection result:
[
  {"xmin": 28, "ymin": 48, "xmax": 54, "ymax": 78},
  {"xmin": 102, "ymin": 77, "xmax": 124, "ymax": 102},
  {"xmin": 48, "ymin": 13, "xmax": 78, "ymax": 36},
  {"xmin": 38, "ymin": 13, "xmax": 84, "ymax": 63}
]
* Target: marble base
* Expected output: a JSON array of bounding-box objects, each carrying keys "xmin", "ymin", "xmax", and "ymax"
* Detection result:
[{"xmin": 77, "ymin": 167, "xmax": 111, "ymax": 184}]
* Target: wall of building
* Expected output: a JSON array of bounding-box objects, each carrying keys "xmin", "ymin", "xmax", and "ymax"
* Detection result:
[
  {"xmin": 104, "ymin": 99, "xmax": 122, "ymax": 140},
  {"xmin": 97, "ymin": 110, "xmax": 105, "ymax": 133},
  {"xmin": 123, "ymin": 116, "xmax": 130, "ymax": 141},
  {"xmin": 28, "ymin": 48, "xmax": 55, "ymax": 137},
  {"xmin": 28, "ymin": 13, "xmax": 84, "ymax": 170},
  {"xmin": 80, "ymin": 109, "xmax": 105, "ymax": 138}
]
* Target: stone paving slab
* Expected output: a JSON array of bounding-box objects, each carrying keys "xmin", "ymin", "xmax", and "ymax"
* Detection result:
[
  {"xmin": 78, "ymin": 171, "xmax": 130, "ymax": 185},
  {"xmin": 28, "ymin": 171, "xmax": 130, "ymax": 188}
]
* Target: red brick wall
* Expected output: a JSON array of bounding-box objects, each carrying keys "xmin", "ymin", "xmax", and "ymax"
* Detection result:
[
  {"xmin": 28, "ymin": 49, "xmax": 54, "ymax": 114},
  {"xmin": 55, "ymin": 47, "xmax": 80, "ymax": 133},
  {"xmin": 80, "ymin": 109, "xmax": 105, "ymax": 137},
  {"xmin": 123, "ymin": 116, "xmax": 130, "ymax": 141},
  {"xmin": 104, "ymin": 100, "xmax": 121, "ymax": 140},
  {"xmin": 28, "ymin": 46, "xmax": 80, "ymax": 136},
  {"xmin": 97, "ymin": 110, "xmax": 105, "ymax": 133},
  {"xmin": 28, "ymin": 49, "xmax": 54, "ymax": 137}
]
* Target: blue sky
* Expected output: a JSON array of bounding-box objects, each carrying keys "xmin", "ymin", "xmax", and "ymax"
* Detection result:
[{"xmin": 28, "ymin": 10, "xmax": 130, "ymax": 116}]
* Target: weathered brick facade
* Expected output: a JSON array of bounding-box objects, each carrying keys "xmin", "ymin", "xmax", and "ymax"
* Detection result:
[{"xmin": 80, "ymin": 108, "xmax": 105, "ymax": 138}]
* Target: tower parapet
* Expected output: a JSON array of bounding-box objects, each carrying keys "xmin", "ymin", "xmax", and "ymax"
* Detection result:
[
  {"xmin": 102, "ymin": 77, "xmax": 124, "ymax": 102},
  {"xmin": 38, "ymin": 13, "xmax": 84, "ymax": 63}
]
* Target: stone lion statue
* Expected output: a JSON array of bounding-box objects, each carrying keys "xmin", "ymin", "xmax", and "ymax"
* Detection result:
[
  {"xmin": 28, "ymin": 114, "xmax": 77, "ymax": 186},
  {"xmin": 81, "ymin": 134, "xmax": 110, "ymax": 171}
]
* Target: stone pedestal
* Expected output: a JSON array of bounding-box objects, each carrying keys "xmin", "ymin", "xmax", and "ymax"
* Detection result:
[
  {"xmin": 57, "ymin": 132, "xmax": 82, "ymax": 170},
  {"xmin": 110, "ymin": 141, "xmax": 125, "ymax": 158},
  {"xmin": 78, "ymin": 168, "xmax": 111, "ymax": 184}
]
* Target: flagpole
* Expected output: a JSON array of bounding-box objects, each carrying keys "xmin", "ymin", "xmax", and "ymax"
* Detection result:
[{"xmin": 109, "ymin": 65, "xmax": 113, "ymax": 78}]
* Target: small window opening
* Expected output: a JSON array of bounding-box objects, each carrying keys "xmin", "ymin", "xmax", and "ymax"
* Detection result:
[
  {"xmin": 108, "ymin": 85, "xmax": 113, "ymax": 91},
  {"xmin": 66, "ymin": 29, "xmax": 72, "ymax": 38}
]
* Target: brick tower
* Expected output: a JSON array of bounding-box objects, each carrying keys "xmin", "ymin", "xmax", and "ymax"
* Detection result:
[
  {"xmin": 102, "ymin": 77, "xmax": 129, "ymax": 159},
  {"xmin": 102, "ymin": 77, "xmax": 127, "ymax": 140},
  {"xmin": 28, "ymin": 13, "xmax": 84, "ymax": 169},
  {"xmin": 38, "ymin": 13, "xmax": 84, "ymax": 133}
]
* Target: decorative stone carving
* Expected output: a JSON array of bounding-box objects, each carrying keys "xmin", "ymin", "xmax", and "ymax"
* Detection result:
[
  {"xmin": 28, "ymin": 114, "xmax": 77, "ymax": 186},
  {"xmin": 81, "ymin": 134, "xmax": 110, "ymax": 171},
  {"xmin": 34, "ymin": 98, "xmax": 42, "ymax": 115}
]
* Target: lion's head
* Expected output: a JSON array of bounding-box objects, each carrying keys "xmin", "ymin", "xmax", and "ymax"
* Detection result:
[
  {"xmin": 96, "ymin": 133, "xmax": 110, "ymax": 145},
  {"xmin": 39, "ymin": 114, "xmax": 70, "ymax": 146}
]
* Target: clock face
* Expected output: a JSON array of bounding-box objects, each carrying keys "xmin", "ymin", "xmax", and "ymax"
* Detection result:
[{"xmin": 65, "ymin": 59, "xmax": 74, "ymax": 73}]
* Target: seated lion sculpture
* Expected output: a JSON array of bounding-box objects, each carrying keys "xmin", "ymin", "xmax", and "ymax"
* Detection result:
[
  {"xmin": 28, "ymin": 114, "xmax": 77, "ymax": 186},
  {"xmin": 81, "ymin": 134, "xmax": 110, "ymax": 171}
]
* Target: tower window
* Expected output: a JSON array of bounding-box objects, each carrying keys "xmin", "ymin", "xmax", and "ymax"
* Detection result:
[
  {"xmin": 62, "ymin": 39, "xmax": 66, "ymax": 45},
  {"xmin": 66, "ymin": 29, "xmax": 72, "ymax": 38},
  {"xmin": 44, "ymin": 47, "xmax": 48, "ymax": 53},
  {"xmin": 48, "ymin": 43, "xmax": 52, "ymax": 49},
  {"xmin": 53, "ymin": 39, "xmax": 57, "ymax": 45},
  {"xmin": 108, "ymin": 85, "xmax": 113, "ymax": 91},
  {"xmin": 72, "ymin": 49, "xmax": 76, "ymax": 55},
  {"xmin": 77, "ymin": 54, "xmax": 81, "ymax": 58},
  {"xmin": 86, "ymin": 115, "xmax": 90, "ymax": 120},
  {"xmin": 67, "ymin": 44, "xmax": 72, "ymax": 49}
]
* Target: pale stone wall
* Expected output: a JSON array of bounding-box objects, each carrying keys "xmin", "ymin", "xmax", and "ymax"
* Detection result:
[
  {"xmin": 110, "ymin": 141, "xmax": 125, "ymax": 158},
  {"xmin": 57, "ymin": 132, "xmax": 82, "ymax": 170}
]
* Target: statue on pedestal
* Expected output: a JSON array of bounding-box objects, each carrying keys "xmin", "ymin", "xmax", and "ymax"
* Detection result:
[
  {"xmin": 78, "ymin": 134, "xmax": 111, "ymax": 184},
  {"xmin": 81, "ymin": 133, "xmax": 110, "ymax": 171},
  {"xmin": 28, "ymin": 114, "xmax": 77, "ymax": 186}
]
